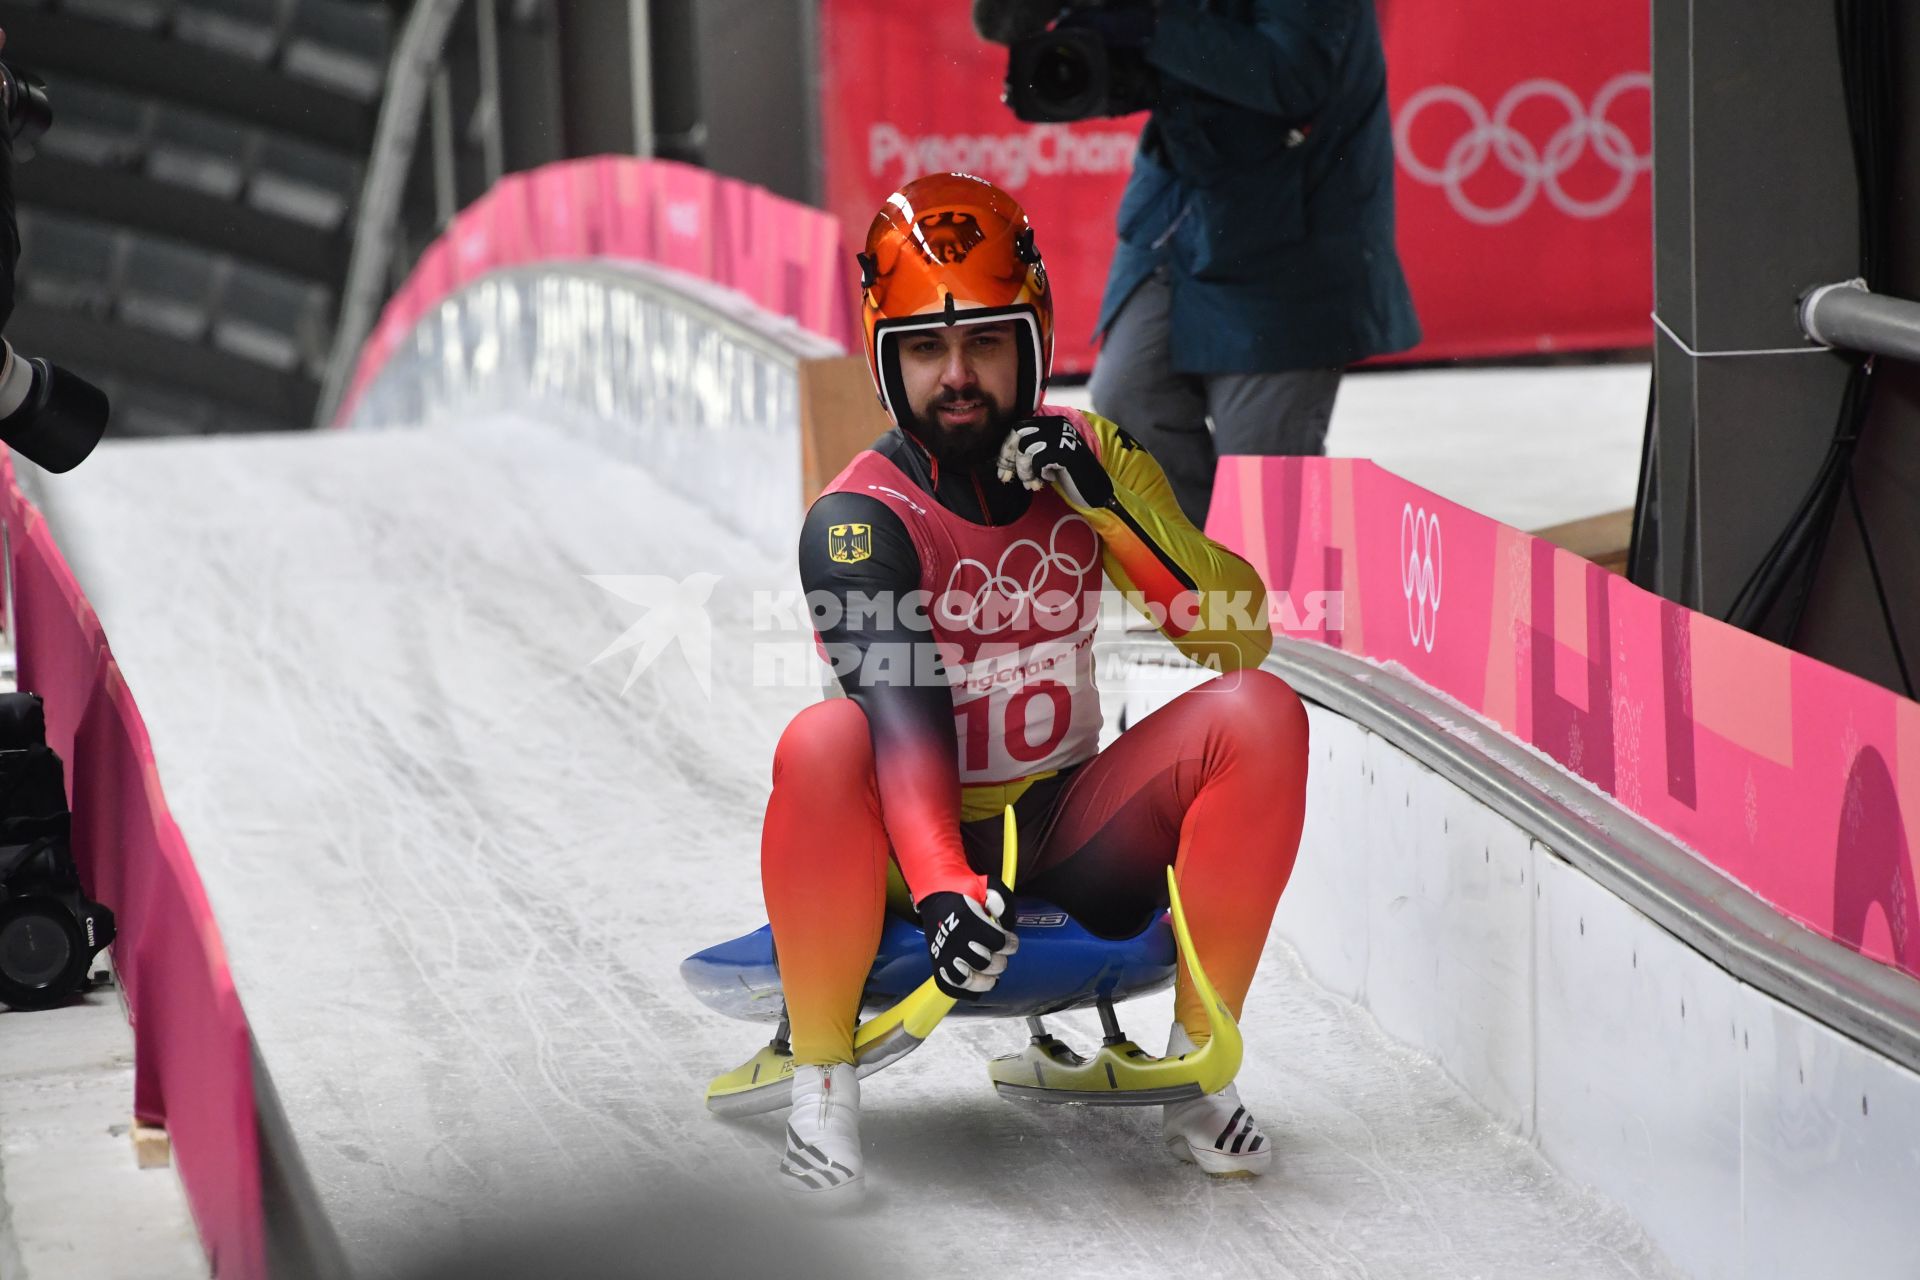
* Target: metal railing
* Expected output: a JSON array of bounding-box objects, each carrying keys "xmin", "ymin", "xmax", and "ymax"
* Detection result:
[{"xmin": 1800, "ymin": 277, "xmax": 1920, "ymax": 364}]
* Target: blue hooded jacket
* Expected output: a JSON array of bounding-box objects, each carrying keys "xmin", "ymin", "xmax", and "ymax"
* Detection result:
[{"xmin": 1097, "ymin": 0, "xmax": 1421, "ymax": 372}]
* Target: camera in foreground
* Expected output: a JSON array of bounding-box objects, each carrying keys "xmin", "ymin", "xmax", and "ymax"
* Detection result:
[
  {"xmin": 0, "ymin": 56, "xmax": 109, "ymax": 474},
  {"xmin": 0, "ymin": 347, "xmax": 108, "ymax": 473},
  {"xmin": 0, "ymin": 693, "xmax": 114, "ymax": 1011},
  {"xmin": 0, "ymin": 60, "xmax": 48, "ymax": 157}
]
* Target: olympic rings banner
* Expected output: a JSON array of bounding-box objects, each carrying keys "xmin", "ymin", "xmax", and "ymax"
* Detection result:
[
  {"xmin": 1379, "ymin": 0, "xmax": 1652, "ymax": 358},
  {"xmin": 818, "ymin": 0, "xmax": 1652, "ymax": 368},
  {"xmin": 1212, "ymin": 456, "xmax": 1920, "ymax": 981}
]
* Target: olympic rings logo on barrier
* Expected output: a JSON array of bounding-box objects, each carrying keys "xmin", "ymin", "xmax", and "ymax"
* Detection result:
[
  {"xmin": 1394, "ymin": 74, "xmax": 1652, "ymax": 226},
  {"xmin": 940, "ymin": 515, "xmax": 1100, "ymax": 635},
  {"xmin": 1401, "ymin": 503, "xmax": 1443, "ymax": 654}
]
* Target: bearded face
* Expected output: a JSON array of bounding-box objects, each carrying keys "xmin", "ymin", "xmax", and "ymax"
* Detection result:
[
  {"xmin": 894, "ymin": 321, "xmax": 1023, "ymax": 469},
  {"xmin": 904, "ymin": 382, "xmax": 1022, "ymax": 469}
]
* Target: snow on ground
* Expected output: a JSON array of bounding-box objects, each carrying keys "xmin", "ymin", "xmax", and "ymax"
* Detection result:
[
  {"xmin": 30, "ymin": 413, "xmax": 1677, "ymax": 1278},
  {"xmin": 1050, "ymin": 360, "xmax": 1651, "ymax": 533}
]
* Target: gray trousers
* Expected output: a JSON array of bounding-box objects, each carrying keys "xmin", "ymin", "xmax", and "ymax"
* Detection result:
[{"xmin": 1088, "ymin": 269, "xmax": 1342, "ymax": 527}]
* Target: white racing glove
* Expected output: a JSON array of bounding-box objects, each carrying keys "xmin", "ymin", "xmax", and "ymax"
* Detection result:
[
  {"xmin": 997, "ymin": 417, "xmax": 1115, "ymax": 509},
  {"xmin": 916, "ymin": 880, "xmax": 1019, "ymax": 999}
]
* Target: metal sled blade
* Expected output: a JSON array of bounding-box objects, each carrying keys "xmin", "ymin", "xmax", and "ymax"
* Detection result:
[
  {"xmin": 988, "ymin": 866, "xmax": 1243, "ymax": 1106},
  {"xmin": 707, "ymin": 806, "xmax": 1020, "ymax": 1116},
  {"xmin": 703, "ymin": 981, "xmax": 950, "ymax": 1116}
]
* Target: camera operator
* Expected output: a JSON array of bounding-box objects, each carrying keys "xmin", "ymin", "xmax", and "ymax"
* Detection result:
[
  {"xmin": 981, "ymin": 0, "xmax": 1420, "ymax": 526},
  {"xmin": 0, "ymin": 24, "xmax": 107, "ymax": 476}
]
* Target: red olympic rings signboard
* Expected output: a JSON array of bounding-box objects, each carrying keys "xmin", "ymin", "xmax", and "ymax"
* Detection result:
[
  {"xmin": 818, "ymin": 0, "xmax": 1652, "ymax": 372},
  {"xmin": 1379, "ymin": 0, "xmax": 1653, "ymax": 358}
]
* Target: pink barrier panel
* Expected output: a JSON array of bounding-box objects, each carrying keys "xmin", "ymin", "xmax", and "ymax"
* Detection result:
[
  {"xmin": 449, "ymin": 197, "xmax": 500, "ymax": 288},
  {"xmin": 410, "ymin": 236, "xmax": 455, "ymax": 311},
  {"xmin": 5, "ymin": 460, "xmax": 266, "ymax": 1279},
  {"xmin": 379, "ymin": 276, "xmax": 430, "ymax": 356},
  {"xmin": 484, "ymin": 170, "xmax": 540, "ymax": 269},
  {"xmin": 648, "ymin": 159, "xmax": 718, "ymax": 280},
  {"xmin": 9, "ymin": 504, "xmax": 104, "ymax": 772},
  {"xmin": 791, "ymin": 208, "xmax": 858, "ymax": 352},
  {"xmin": 337, "ymin": 157, "xmax": 860, "ymax": 425},
  {"xmin": 528, "ymin": 159, "xmax": 602, "ymax": 260},
  {"xmin": 1212, "ymin": 457, "xmax": 1920, "ymax": 979},
  {"xmin": 712, "ymin": 177, "xmax": 774, "ymax": 312},
  {"xmin": 596, "ymin": 157, "xmax": 657, "ymax": 263},
  {"xmin": 0, "ymin": 453, "xmax": 21, "ymax": 551}
]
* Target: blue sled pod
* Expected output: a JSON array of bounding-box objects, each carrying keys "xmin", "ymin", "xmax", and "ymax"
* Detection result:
[{"xmin": 680, "ymin": 897, "xmax": 1176, "ymax": 1024}]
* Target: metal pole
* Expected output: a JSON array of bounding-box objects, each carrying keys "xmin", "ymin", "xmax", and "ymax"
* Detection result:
[
  {"xmin": 312, "ymin": 0, "xmax": 467, "ymax": 430},
  {"xmin": 795, "ymin": 0, "xmax": 824, "ymax": 205},
  {"xmin": 430, "ymin": 67, "xmax": 457, "ymax": 229},
  {"xmin": 474, "ymin": 0, "xmax": 506, "ymax": 185},
  {"xmin": 1800, "ymin": 280, "xmax": 1920, "ymax": 364},
  {"xmin": 630, "ymin": 0, "xmax": 655, "ymax": 158}
]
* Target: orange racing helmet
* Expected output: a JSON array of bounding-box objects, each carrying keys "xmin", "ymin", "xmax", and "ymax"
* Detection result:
[{"xmin": 857, "ymin": 172, "xmax": 1055, "ymax": 428}]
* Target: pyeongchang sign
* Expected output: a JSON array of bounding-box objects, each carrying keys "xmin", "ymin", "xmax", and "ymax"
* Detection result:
[{"xmin": 867, "ymin": 123, "xmax": 1141, "ymax": 192}]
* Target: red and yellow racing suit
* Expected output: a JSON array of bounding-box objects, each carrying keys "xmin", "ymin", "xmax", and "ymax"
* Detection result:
[{"xmin": 763, "ymin": 406, "xmax": 1309, "ymax": 1065}]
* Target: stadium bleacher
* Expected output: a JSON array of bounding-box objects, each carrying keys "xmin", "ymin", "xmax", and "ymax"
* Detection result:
[{"xmin": 0, "ymin": 0, "xmax": 389, "ymax": 434}]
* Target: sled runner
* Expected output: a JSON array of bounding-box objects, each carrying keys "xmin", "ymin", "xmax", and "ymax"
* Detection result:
[{"xmin": 684, "ymin": 808, "xmax": 1243, "ymax": 1115}]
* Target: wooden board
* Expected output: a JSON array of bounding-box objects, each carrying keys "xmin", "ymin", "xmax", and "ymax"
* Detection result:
[
  {"xmin": 131, "ymin": 1122, "xmax": 171, "ymax": 1170},
  {"xmin": 799, "ymin": 355, "xmax": 892, "ymax": 506},
  {"xmin": 1530, "ymin": 508, "xmax": 1633, "ymax": 576}
]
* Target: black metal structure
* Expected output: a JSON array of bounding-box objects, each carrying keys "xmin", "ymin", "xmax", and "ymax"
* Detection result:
[{"xmin": 1639, "ymin": 0, "xmax": 1920, "ymax": 696}]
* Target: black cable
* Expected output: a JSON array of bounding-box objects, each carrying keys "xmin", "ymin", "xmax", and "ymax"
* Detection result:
[
  {"xmin": 1722, "ymin": 0, "xmax": 1893, "ymax": 656},
  {"xmin": 1626, "ymin": 366, "xmax": 1658, "ymax": 586},
  {"xmin": 1723, "ymin": 367, "xmax": 1862, "ymax": 635},
  {"xmin": 1844, "ymin": 472, "xmax": 1916, "ymax": 697}
]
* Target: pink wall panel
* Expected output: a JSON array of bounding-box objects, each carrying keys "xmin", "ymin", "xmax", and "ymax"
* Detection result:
[
  {"xmin": 2, "ymin": 453, "xmax": 266, "ymax": 1278},
  {"xmin": 1212, "ymin": 456, "xmax": 1920, "ymax": 980}
]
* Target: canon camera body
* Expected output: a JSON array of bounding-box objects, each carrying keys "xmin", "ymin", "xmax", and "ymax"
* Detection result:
[{"xmin": 0, "ymin": 692, "xmax": 114, "ymax": 1010}]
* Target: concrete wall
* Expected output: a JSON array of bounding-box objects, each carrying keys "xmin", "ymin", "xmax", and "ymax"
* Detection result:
[{"xmin": 1124, "ymin": 674, "xmax": 1920, "ymax": 1280}]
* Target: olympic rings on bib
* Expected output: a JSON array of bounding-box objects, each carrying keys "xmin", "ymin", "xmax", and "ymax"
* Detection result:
[{"xmin": 939, "ymin": 515, "xmax": 1101, "ymax": 636}]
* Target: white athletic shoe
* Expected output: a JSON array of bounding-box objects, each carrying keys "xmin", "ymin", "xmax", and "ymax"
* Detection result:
[
  {"xmin": 1160, "ymin": 1023, "xmax": 1274, "ymax": 1177},
  {"xmin": 779, "ymin": 1063, "xmax": 865, "ymax": 1203}
]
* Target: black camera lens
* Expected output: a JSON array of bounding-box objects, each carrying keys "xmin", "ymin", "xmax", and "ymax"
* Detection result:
[
  {"xmin": 1003, "ymin": 23, "xmax": 1155, "ymax": 124},
  {"xmin": 0, "ymin": 62, "xmax": 52, "ymax": 156},
  {"xmin": 2, "ymin": 359, "xmax": 110, "ymax": 474},
  {"xmin": 1035, "ymin": 40, "xmax": 1094, "ymax": 104},
  {"xmin": 0, "ymin": 902, "xmax": 77, "ymax": 994},
  {"xmin": 1003, "ymin": 10, "xmax": 1160, "ymax": 123}
]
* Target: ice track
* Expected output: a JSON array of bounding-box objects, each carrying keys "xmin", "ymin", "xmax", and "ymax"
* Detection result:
[{"xmin": 33, "ymin": 417, "xmax": 1680, "ymax": 1279}]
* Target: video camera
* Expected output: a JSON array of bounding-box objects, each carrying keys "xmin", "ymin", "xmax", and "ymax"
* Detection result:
[
  {"xmin": 0, "ymin": 692, "xmax": 114, "ymax": 1011},
  {"xmin": 1000, "ymin": 0, "xmax": 1160, "ymax": 124},
  {"xmin": 0, "ymin": 54, "xmax": 108, "ymax": 475}
]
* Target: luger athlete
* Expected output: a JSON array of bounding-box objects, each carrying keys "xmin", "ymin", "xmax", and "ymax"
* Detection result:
[{"xmin": 760, "ymin": 173, "xmax": 1310, "ymax": 1201}]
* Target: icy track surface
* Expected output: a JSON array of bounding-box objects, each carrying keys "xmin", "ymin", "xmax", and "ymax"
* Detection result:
[{"xmin": 35, "ymin": 419, "xmax": 1680, "ymax": 1280}]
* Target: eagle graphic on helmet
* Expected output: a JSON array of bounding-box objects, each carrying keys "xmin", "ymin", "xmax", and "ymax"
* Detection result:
[
  {"xmin": 856, "ymin": 173, "xmax": 1055, "ymax": 429},
  {"xmin": 919, "ymin": 211, "xmax": 986, "ymax": 264}
]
